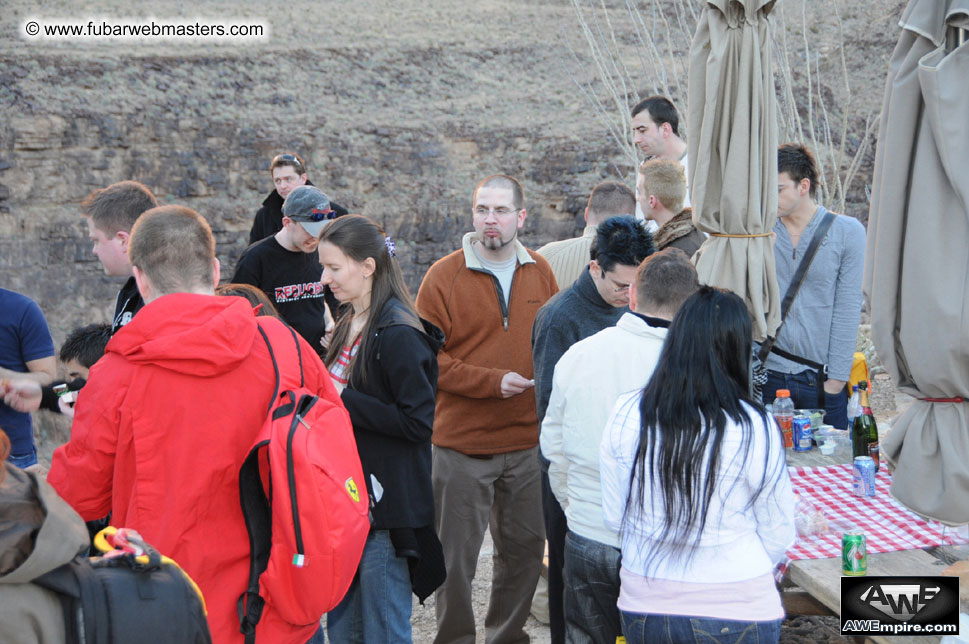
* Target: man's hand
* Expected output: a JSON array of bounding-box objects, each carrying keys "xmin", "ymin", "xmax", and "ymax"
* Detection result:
[
  {"xmin": 500, "ymin": 372, "xmax": 535, "ymax": 399},
  {"xmin": 2, "ymin": 379, "xmax": 43, "ymax": 413},
  {"xmin": 823, "ymin": 378, "xmax": 847, "ymax": 395},
  {"xmin": 58, "ymin": 396, "xmax": 76, "ymax": 418}
]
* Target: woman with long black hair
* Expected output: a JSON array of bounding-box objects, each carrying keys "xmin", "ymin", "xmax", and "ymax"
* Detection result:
[
  {"xmin": 317, "ymin": 215, "xmax": 445, "ymax": 643},
  {"xmin": 600, "ymin": 286, "xmax": 795, "ymax": 644}
]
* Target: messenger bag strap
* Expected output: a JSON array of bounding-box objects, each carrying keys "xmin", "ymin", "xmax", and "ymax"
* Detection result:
[{"xmin": 757, "ymin": 210, "xmax": 837, "ymax": 363}]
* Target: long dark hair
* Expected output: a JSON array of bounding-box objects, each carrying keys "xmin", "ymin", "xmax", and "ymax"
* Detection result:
[
  {"xmin": 216, "ymin": 283, "xmax": 282, "ymax": 319},
  {"xmin": 624, "ymin": 286, "xmax": 782, "ymax": 572},
  {"xmin": 320, "ymin": 215, "xmax": 416, "ymax": 387}
]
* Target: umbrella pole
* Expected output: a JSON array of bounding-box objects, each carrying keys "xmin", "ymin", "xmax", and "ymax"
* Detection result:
[{"xmin": 946, "ymin": 25, "xmax": 967, "ymax": 54}]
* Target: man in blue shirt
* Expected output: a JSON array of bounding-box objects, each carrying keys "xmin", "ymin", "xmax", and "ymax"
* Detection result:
[
  {"xmin": 761, "ymin": 144, "xmax": 866, "ymax": 429},
  {"xmin": 0, "ymin": 288, "xmax": 56, "ymax": 468}
]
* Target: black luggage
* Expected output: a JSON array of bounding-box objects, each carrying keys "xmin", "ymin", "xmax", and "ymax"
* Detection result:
[{"xmin": 33, "ymin": 528, "xmax": 211, "ymax": 644}]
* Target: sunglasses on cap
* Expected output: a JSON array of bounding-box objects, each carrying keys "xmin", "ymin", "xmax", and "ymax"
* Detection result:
[{"xmin": 300, "ymin": 207, "xmax": 336, "ymax": 222}]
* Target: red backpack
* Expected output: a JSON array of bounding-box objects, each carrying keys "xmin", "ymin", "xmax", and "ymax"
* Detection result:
[{"xmin": 237, "ymin": 323, "xmax": 370, "ymax": 643}]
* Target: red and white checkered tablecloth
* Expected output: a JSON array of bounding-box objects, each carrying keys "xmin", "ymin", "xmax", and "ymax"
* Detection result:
[{"xmin": 785, "ymin": 463, "xmax": 969, "ymax": 562}]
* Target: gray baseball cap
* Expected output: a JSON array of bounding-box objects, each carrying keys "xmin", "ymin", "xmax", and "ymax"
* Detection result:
[{"xmin": 282, "ymin": 186, "xmax": 334, "ymax": 238}]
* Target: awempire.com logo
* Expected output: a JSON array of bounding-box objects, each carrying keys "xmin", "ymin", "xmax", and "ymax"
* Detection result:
[{"xmin": 841, "ymin": 576, "xmax": 959, "ymax": 636}]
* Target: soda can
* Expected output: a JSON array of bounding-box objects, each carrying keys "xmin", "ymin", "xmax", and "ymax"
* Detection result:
[
  {"xmin": 842, "ymin": 531, "xmax": 867, "ymax": 576},
  {"xmin": 793, "ymin": 416, "xmax": 812, "ymax": 452},
  {"xmin": 852, "ymin": 456, "xmax": 876, "ymax": 497}
]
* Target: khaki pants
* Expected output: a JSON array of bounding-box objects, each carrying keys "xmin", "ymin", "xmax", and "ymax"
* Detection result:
[{"xmin": 432, "ymin": 446, "xmax": 545, "ymax": 644}]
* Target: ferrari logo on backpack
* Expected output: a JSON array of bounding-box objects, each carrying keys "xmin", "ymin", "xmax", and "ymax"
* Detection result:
[{"xmin": 345, "ymin": 477, "xmax": 360, "ymax": 503}]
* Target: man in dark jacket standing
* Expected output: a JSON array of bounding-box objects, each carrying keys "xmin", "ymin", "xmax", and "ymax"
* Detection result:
[
  {"xmin": 530, "ymin": 215, "xmax": 653, "ymax": 643},
  {"xmin": 4, "ymin": 182, "xmax": 159, "ymax": 430},
  {"xmin": 248, "ymin": 153, "xmax": 348, "ymax": 244},
  {"xmin": 81, "ymin": 181, "xmax": 160, "ymax": 333}
]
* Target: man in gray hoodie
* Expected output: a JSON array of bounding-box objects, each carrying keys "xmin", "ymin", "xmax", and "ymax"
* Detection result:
[{"xmin": 0, "ymin": 431, "xmax": 89, "ymax": 642}]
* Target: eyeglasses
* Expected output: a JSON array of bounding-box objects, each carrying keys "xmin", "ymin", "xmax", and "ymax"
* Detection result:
[
  {"xmin": 474, "ymin": 206, "xmax": 519, "ymax": 217},
  {"xmin": 600, "ymin": 269, "xmax": 630, "ymax": 293},
  {"xmin": 273, "ymin": 153, "xmax": 304, "ymax": 175}
]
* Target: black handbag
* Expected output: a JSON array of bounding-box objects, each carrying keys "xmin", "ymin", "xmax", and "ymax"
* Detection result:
[{"xmin": 32, "ymin": 529, "xmax": 212, "ymax": 644}]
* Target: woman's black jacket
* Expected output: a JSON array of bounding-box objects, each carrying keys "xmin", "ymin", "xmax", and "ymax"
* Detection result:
[{"xmin": 339, "ymin": 297, "xmax": 444, "ymax": 529}]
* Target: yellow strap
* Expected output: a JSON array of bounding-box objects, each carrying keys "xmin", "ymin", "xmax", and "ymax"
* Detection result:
[{"xmin": 92, "ymin": 526, "xmax": 118, "ymax": 553}]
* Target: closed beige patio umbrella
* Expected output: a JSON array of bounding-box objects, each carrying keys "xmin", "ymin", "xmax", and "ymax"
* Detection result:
[
  {"xmin": 865, "ymin": 0, "xmax": 969, "ymax": 524},
  {"xmin": 687, "ymin": 0, "xmax": 780, "ymax": 342}
]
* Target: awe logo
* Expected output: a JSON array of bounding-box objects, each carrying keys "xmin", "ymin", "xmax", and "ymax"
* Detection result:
[
  {"xmin": 858, "ymin": 584, "xmax": 939, "ymax": 621},
  {"xmin": 841, "ymin": 576, "xmax": 959, "ymax": 636}
]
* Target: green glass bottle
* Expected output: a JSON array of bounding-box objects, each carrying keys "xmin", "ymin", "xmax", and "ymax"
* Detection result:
[{"xmin": 850, "ymin": 382, "xmax": 880, "ymax": 471}]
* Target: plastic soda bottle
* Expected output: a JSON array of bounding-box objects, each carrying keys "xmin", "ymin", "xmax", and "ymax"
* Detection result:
[{"xmin": 773, "ymin": 389, "xmax": 795, "ymax": 449}]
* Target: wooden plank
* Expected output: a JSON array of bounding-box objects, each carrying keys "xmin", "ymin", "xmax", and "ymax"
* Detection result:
[
  {"xmin": 787, "ymin": 550, "xmax": 946, "ymax": 644},
  {"xmin": 926, "ymin": 543, "xmax": 969, "ymax": 565},
  {"xmin": 781, "ymin": 589, "xmax": 836, "ymax": 616},
  {"xmin": 788, "ymin": 549, "xmax": 946, "ymax": 613}
]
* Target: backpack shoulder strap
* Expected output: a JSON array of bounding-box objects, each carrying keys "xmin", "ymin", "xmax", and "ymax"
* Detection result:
[
  {"xmin": 255, "ymin": 321, "xmax": 306, "ymax": 406},
  {"xmin": 777, "ymin": 210, "xmax": 837, "ymax": 324},
  {"xmin": 32, "ymin": 563, "xmax": 82, "ymax": 641},
  {"xmin": 33, "ymin": 557, "xmax": 108, "ymax": 644},
  {"xmin": 255, "ymin": 323, "xmax": 281, "ymax": 416}
]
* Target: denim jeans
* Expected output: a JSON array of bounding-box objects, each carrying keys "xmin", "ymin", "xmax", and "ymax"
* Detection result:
[
  {"xmin": 619, "ymin": 612, "xmax": 782, "ymax": 644},
  {"xmin": 541, "ymin": 460, "xmax": 567, "ymax": 644},
  {"xmin": 7, "ymin": 446, "xmax": 38, "ymax": 469},
  {"xmin": 563, "ymin": 531, "xmax": 621, "ymax": 644},
  {"xmin": 763, "ymin": 369, "xmax": 849, "ymax": 430},
  {"xmin": 305, "ymin": 624, "xmax": 325, "ymax": 644},
  {"xmin": 326, "ymin": 530, "xmax": 412, "ymax": 644}
]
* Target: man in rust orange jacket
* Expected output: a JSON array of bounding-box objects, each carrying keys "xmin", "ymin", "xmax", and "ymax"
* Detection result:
[{"xmin": 416, "ymin": 174, "xmax": 558, "ymax": 644}]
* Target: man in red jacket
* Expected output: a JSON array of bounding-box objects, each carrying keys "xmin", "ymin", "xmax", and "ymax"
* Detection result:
[{"xmin": 46, "ymin": 205, "xmax": 343, "ymax": 644}]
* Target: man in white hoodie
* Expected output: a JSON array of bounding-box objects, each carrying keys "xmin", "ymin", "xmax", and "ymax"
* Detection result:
[{"xmin": 539, "ymin": 248, "xmax": 699, "ymax": 643}]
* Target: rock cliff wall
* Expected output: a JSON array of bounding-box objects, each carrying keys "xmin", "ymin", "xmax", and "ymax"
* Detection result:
[{"xmin": 0, "ymin": 0, "xmax": 901, "ymax": 462}]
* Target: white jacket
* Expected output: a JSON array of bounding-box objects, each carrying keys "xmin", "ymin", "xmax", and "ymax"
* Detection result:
[
  {"xmin": 600, "ymin": 395, "xmax": 796, "ymax": 582},
  {"xmin": 540, "ymin": 312, "xmax": 667, "ymax": 547}
]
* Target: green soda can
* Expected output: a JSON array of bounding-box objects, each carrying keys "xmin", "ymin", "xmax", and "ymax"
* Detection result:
[{"xmin": 842, "ymin": 531, "xmax": 867, "ymax": 576}]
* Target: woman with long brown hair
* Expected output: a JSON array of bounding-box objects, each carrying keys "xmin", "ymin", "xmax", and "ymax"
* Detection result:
[{"xmin": 318, "ymin": 215, "xmax": 444, "ymax": 643}]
